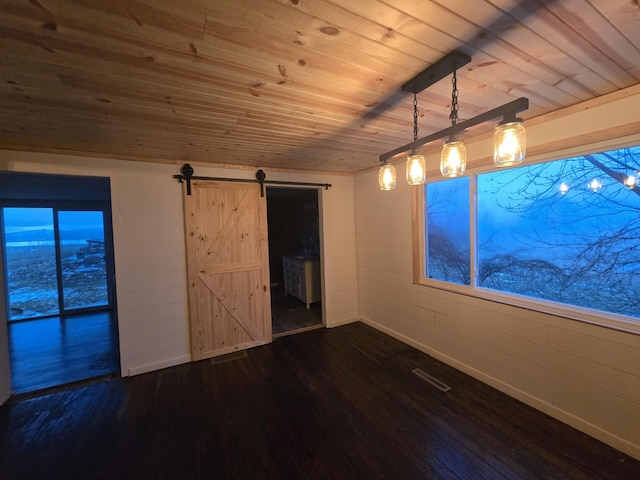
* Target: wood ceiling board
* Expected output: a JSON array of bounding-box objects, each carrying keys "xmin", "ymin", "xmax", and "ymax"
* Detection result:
[
  {"xmin": 269, "ymin": 0, "xmax": 444, "ymax": 64},
  {"xmin": 485, "ymin": 0, "xmax": 636, "ymax": 92},
  {"xmin": 0, "ymin": 100, "xmax": 384, "ymax": 167},
  {"xmin": 590, "ymin": 0, "xmax": 640, "ymax": 51},
  {"xmin": 0, "ymin": 0, "xmax": 639, "ymax": 173},
  {"xmin": 1, "ymin": 63, "xmax": 416, "ymax": 147},
  {"xmin": 0, "ymin": 2, "xmax": 536, "ymax": 125},
  {"xmin": 373, "ymin": 0, "xmax": 604, "ymax": 106},
  {"xmin": 57, "ymin": 0, "xmax": 206, "ymax": 40},
  {"xmin": 534, "ymin": 0, "xmax": 640, "ymax": 83},
  {"xmin": 200, "ymin": 1, "xmax": 539, "ymax": 117},
  {"xmin": 0, "ymin": 21, "xmax": 414, "ymax": 132},
  {"xmin": 54, "ymin": 74, "xmax": 380, "ymax": 134}
]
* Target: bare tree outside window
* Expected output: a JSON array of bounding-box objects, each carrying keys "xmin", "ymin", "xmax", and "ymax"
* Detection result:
[
  {"xmin": 426, "ymin": 146, "xmax": 640, "ymax": 320},
  {"xmin": 426, "ymin": 176, "xmax": 470, "ymax": 285}
]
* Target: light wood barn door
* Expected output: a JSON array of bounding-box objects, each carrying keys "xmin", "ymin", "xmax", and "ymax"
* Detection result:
[{"xmin": 184, "ymin": 181, "xmax": 272, "ymax": 360}]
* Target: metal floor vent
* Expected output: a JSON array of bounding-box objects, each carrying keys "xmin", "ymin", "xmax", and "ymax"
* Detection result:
[{"xmin": 412, "ymin": 368, "xmax": 452, "ymax": 392}]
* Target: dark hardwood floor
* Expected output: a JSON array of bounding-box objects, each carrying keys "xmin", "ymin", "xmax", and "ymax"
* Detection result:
[
  {"xmin": 8, "ymin": 311, "xmax": 120, "ymax": 394},
  {"xmin": 1, "ymin": 322, "xmax": 638, "ymax": 480},
  {"xmin": 271, "ymin": 286, "xmax": 322, "ymax": 335}
]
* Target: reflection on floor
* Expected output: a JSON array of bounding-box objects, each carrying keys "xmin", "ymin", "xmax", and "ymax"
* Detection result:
[
  {"xmin": 271, "ymin": 286, "xmax": 322, "ymax": 336},
  {"xmin": 8, "ymin": 311, "xmax": 120, "ymax": 394}
]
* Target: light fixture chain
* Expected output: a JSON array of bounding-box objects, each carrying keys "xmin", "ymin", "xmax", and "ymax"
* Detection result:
[
  {"xmin": 450, "ymin": 69, "xmax": 459, "ymax": 125},
  {"xmin": 413, "ymin": 93, "xmax": 419, "ymax": 141}
]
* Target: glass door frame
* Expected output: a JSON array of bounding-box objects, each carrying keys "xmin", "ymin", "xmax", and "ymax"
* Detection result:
[{"xmin": 1, "ymin": 199, "xmax": 116, "ymax": 321}]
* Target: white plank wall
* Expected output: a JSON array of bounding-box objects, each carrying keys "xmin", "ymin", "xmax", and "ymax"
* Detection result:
[
  {"xmin": 111, "ymin": 167, "xmax": 190, "ymax": 375},
  {"xmin": 0, "ymin": 152, "xmax": 359, "ymax": 378},
  {"xmin": 353, "ymin": 88, "xmax": 640, "ymax": 460}
]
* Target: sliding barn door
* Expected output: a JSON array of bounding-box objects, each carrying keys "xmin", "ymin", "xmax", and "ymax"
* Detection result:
[{"xmin": 184, "ymin": 181, "xmax": 272, "ymax": 360}]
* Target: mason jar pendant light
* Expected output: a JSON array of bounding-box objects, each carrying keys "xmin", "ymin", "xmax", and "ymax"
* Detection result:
[
  {"xmin": 440, "ymin": 68, "xmax": 466, "ymax": 177},
  {"xmin": 406, "ymin": 93, "xmax": 427, "ymax": 185},
  {"xmin": 493, "ymin": 112, "xmax": 526, "ymax": 167},
  {"xmin": 377, "ymin": 51, "xmax": 529, "ymax": 190},
  {"xmin": 378, "ymin": 160, "xmax": 397, "ymax": 190}
]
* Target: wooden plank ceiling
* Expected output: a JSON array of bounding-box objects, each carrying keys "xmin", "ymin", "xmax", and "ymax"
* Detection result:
[{"xmin": 0, "ymin": 0, "xmax": 639, "ymax": 174}]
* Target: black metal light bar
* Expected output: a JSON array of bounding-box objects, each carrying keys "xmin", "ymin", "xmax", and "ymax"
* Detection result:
[
  {"xmin": 379, "ymin": 97, "xmax": 529, "ymax": 163},
  {"xmin": 401, "ymin": 50, "xmax": 471, "ymax": 94},
  {"xmin": 174, "ymin": 165, "xmax": 332, "ymax": 196}
]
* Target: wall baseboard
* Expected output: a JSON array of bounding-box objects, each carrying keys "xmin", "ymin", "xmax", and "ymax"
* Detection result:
[
  {"xmin": 359, "ymin": 316, "xmax": 640, "ymax": 461},
  {"xmin": 328, "ymin": 316, "xmax": 358, "ymax": 328},
  {"xmin": 127, "ymin": 354, "xmax": 191, "ymax": 377}
]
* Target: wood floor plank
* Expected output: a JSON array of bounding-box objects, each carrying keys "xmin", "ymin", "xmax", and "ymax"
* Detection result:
[
  {"xmin": 271, "ymin": 286, "xmax": 322, "ymax": 335},
  {"xmin": 8, "ymin": 312, "xmax": 120, "ymax": 394},
  {"xmin": 0, "ymin": 322, "xmax": 638, "ymax": 480}
]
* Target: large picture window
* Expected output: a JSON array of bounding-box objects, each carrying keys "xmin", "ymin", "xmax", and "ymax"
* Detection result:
[{"xmin": 423, "ymin": 145, "xmax": 640, "ymax": 326}]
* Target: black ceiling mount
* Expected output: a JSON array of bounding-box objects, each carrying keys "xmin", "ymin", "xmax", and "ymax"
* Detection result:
[{"xmin": 401, "ymin": 50, "xmax": 471, "ymax": 94}]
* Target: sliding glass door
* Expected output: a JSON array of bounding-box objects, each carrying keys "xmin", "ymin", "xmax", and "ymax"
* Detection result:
[
  {"xmin": 2, "ymin": 206, "xmax": 112, "ymax": 321},
  {"xmin": 58, "ymin": 210, "xmax": 109, "ymax": 311},
  {"xmin": 3, "ymin": 208, "xmax": 58, "ymax": 319}
]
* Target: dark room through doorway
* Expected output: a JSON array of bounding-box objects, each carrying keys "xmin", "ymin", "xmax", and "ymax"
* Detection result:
[{"xmin": 266, "ymin": 187, "xmax": 322, "ymax": 337}]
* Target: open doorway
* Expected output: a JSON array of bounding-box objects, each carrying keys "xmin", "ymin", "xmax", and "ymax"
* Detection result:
[
  {"xmin": 266, "ymin": 187, "xmax": 323, "ymax": 337},
  {"xmin": 0, "ymin": 172, "xmax": 120, "ymax": 394}
]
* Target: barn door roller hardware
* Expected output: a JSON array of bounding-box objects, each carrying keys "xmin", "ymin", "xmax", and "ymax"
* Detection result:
[
  {"xmin": 174, "ymin": 164, "xmax": 332, "ymax": 197},
  {"xmin": 378, "ymin": 50, "xmax": 529, "ymax": 190}
]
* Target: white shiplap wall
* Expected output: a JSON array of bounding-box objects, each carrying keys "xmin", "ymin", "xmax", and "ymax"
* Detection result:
[
  {"xmin": 0, "ymin": 152, "xmax": 359, "ymax": 379},
  {"xmin": 111, "ymin": 167, "xmax": 190, "ymax": 374},
  {"xmin": 353, "ymin": 87, "xmax": 640, "ymax": 460}
]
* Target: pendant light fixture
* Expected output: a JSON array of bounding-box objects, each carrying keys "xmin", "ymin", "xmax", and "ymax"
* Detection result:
[
  {"xmin": 493, "ymin": 112, "xmax": 526, "ymax": 167},
  {"xmin": 440, "ymin": 68, "xmax": 466, "ymax": 177},
  {"xmin": 406, "ymin": 93, "xmax": 427, "ymax": 185},
  {"xmin": 377, "ymin": 51, "xmax": 529, "ymax": 190},
  {"xmin": 378, "ymin": 160, "xmax": 397, "ymax": 191}
]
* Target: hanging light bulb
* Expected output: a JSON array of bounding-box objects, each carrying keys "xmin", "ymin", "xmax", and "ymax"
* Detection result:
[
  {"xmin": 441, "ymin": 136, "xmax": 466, "ymax": 177},
  {"xmin": 440, "ymin": 68, "xmax": 466, "ymax": 177},
  {"xmin": 378, "ymin": 161, "xmax": 397, "ymax": 191},
  {"xmin": 494, "ymin": 116, "xmax": 526, "ymax": 167},
  {"xmin": 406, "ymin": 152, "xmax": 426, "ymax": 185},
  {"xmin": 405, "ymin": 93, "xmax": 426, "ymax": 185}
]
